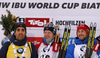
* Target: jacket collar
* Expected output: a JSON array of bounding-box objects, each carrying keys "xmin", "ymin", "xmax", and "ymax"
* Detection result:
[
  {"xmin": 10, "ymin": 34, "xmax": 27, "ymax": 46},
  {"xmin": 43, "ymin": 38, "xmax": 54, "ymax": 46},
  {"xmin": 75, "ymin": 37, "xmax": 88, "ymax": 44}
]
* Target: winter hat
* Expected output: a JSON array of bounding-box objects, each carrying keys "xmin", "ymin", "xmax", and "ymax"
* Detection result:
[
  {"xmin": 77, "ymin": 24, "xmax": 90, "ymax": 35},
  {"xmin": 14, "ymin": 22, "xmax": 26, "ymax": 32},
  {"xmin": 44, "ymin": 22, "xmax": 56, "ymax": 35}
]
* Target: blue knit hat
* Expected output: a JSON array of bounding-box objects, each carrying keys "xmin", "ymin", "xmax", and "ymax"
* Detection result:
[
  {"xmin": 44, "ymin": 22, "xmax": 56, "ymax": 35},
  {"xmin": 14, "ymin": 22, "xmax": 26, "ymax": 32}
]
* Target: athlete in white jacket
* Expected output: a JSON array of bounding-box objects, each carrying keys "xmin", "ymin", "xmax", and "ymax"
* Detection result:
[{"xmin": 36, "ymin": 22, "xmax": 60, "ymax": 58}]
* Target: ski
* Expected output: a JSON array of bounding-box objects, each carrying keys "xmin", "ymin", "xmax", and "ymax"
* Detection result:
[
  {"xmin": 61, "ymin": 25, "xmax": 71, "ymax": 58},
  {"xmin": 85, "ymin": 23, "xmax": 93, "ymax": 58},
  {"xmin": 52, "ymin": 25, "xmax": 60, "ymax": 58},
  {"xmin": 58, "ymin": 25, "xmax": 67, "ymax": 58},
  {"xmin": 85, "ymin": 22, "xmax": 97, "ymax": 58},
  {"xmin": 89, "ymin": 23, "xmax": 97, "ymax": 57}
]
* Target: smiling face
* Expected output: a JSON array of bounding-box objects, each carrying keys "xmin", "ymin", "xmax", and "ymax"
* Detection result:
[
  {"xmin": 14, "ymin": 27, "xmax": 26, "ymax": 41},
  {"xmin": 77, "ymin": 29, "xmax": 88, "ymax": 40},
  {"xmin": 44, "ymin": 30, "xmax": 54, "ymax": 39}
]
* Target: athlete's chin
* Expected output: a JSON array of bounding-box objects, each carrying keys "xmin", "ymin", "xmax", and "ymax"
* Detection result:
[
  {"xmin": 45, "ymin": 37, "xmax": 50, "ymax": 39},
  {"xmin": 18, "ymin": 38, "xmax": 24, "ymax": 41},
  {"xmin": 79, "ymin": 37, "xmax": 84, "ymax": 40}
]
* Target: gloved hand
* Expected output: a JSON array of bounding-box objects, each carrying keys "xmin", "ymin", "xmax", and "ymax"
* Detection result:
[
  {"xmin": 4, "ymin": 29, "xmax": 12, "ymax": 39},
  {"xmin": 96, "ymin": 35, "xmax": 100, "ymax": 42},
  {"xmin": 4, "ymin": 29, "xmax": 10, "ymax": 36}
]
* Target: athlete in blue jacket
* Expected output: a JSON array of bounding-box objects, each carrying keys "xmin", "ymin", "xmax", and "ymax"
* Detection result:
[
  {"xmin": 65, "ymin": 24, "xmax": 98, "ymax": 58},
  {"xmin": 0, "ymin": 22, "xmax": 38, "ymax": 58}
]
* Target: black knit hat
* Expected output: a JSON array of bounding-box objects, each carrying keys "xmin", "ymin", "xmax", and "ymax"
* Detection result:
[
  {"xmin": 14, "ymin": 22, "xmax": 26, "ymax": 31},
  {"xmin": 44, "ymin": 22, "xmax": 56, "ymax": 35}
]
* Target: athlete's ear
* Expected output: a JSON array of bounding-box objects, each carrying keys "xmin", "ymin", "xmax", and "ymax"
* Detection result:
[{"xmin": 14, "ymin": 32, "xmax": 16, "ymax": 35}]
